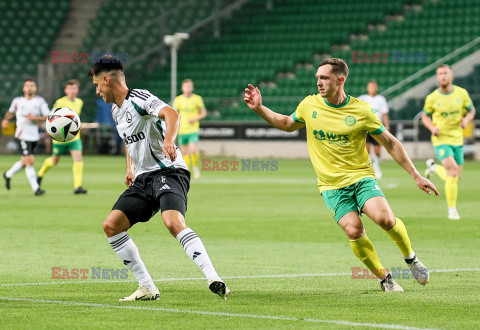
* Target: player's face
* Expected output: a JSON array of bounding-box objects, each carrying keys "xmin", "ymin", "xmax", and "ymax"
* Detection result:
[
  {"xmin": 436, "ymin": 67, "xmax": 453, "ymax": 87},
  {"xmin": 92, "ymin": 75, "xmax": 113, "ymax": 103},
  {"xmin": 181, "ymin": 82, "xmax": 194, "ymax": 95},
  {"xmin": 23, "ymin": 81, "xmax": 37, "ymax": 97},
  {"xmin": 316, "ymin": 65, "xmax": 343, "ymax": 98},
  {"xmin": 367, "ymin": 82, "xmax": 378, "ymax": 96},
  {"xmin": 65, "ymin": 84, "xmax": 79, "ymax": 100}
]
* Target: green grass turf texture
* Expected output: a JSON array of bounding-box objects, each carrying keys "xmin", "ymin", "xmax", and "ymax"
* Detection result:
[{"xmin": 0, "ymin": 155, "xmax": 479, "ymax": 329}]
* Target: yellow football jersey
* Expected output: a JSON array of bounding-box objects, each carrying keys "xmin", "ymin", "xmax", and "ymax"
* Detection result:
[
  {"xmin": 173, "ymin": 94, "xmax": 205, "ymax": 135},
  {"xmin": 423, "ymin": 85, "xmax": 472, "ymax": 146},
  {"xmin": 293, "ymin": 95, "xmax": 385, "ymax": 193},
  {"xmin": 51, "ymin": 96, "xmax": 84, "ymax": 144}
]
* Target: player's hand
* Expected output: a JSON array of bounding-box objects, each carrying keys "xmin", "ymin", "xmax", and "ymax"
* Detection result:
[
  {"xmin": 244, "ymin": 84, "xmax": 262, "ymax": 111},
  {"xmin": 430, "ymin": 126, "xmax": 440, "ymax": 136},
  {"xmin": 188, "ymin": 118, "xmax": 197, "ymax": 124},
  {"xmin": 26, "ymin": 113, "xmax": 36, "ymax": 121},
  {"xmin": 1, "ymin": 119, "xmax": 8, "ymax": 129},
  {"xmin": 415, "ymin": 175, "xmax": 440, "ymax": 196},
  {"xmin": 459, "ymin": 117, "xmax": 469, "ymax": 129},
  {"xmin": 125, "ymin": 168, "xmax": 134, "ymax": 187},
  {"xmin": 163, "ymin": 140, "xmax": 176, "ymax": 162}
]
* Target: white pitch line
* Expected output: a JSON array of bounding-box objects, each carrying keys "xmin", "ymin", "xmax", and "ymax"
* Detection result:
[
  {"xmin": 0, "ymin": 268, "xmax": 478, "ymax": 287},
  {"xmin": 0, "ymin": 296, "xmax": 434, "ymax": 330}
]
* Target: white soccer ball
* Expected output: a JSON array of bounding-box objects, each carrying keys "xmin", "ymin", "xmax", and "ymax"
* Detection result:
[{"xmin": 46, "ymin": 107, "xmax": 81, "ymax": 142}]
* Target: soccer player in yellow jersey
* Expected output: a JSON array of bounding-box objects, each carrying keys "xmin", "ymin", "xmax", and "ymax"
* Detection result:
[
  {"xmin": 244, "ymin": 58, "xmax": 439, "ymax": 292},
  {"xmin": 173, "ymin": 79, "xmax": 207, "ymax": 179},
  {"xmin": 422, "ymin": 64, "xmax": 476, "ymax": 220},
  {"xmin": 37, "ymin": 79, "xmax": 87, "ymax": 194}
]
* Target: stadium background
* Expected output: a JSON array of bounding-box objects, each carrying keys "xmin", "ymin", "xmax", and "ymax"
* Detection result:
[{"xmin": 0, "ymin": 0, "xmax": 479, "ymax": 158}]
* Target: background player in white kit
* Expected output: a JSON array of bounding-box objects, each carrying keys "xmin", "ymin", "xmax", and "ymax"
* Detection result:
[
  {"xmin": 89, "ymin": 55, "xmax": 230, "ymax": 301},
  {"xmin": 2, "ymin": 78, "xmax": 50, "ymax": 195},
  {"xmin": 358, "ymin": 80, "xmax": 390, "ymax": 179}
]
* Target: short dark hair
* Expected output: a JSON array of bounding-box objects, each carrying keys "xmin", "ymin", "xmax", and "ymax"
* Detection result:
[
  {"xmin": 65, "ymin": 79, "xmax": 80, "ymax": 88},
  {"xmin": 24, "ymin": 78, "xmax": 35, "ymax": 83},
  {"xmin": 437, "ymin": 64, "xmax": 451, "ymax": 70},
  {"xmin": 88, "ymin": 55, "xmax": 124, "ymax": 77},
  {"xmin": 318, "ymin": 58, "xmax": 349, "ymax": 78}
]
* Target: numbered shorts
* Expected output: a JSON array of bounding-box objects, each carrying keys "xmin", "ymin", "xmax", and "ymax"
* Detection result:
[
  {"xmin": 321, "ymin": 177, "xmax": 385, "ymax": 222},
  {"xmin": 112, "ymin": 167, "xmax": 191, "ymax": 226},
  {"xmin": 177, "ymin": 132, "xmax": 199, "ymax": 146},
  {"xmin": 16, "ymin": 139, "xmax": 37, "ymax": 156},
  {"xmin": 52, "ymin": 139, "xmax": 83, "ymax": 156},
  {"xmin": 434, "ymin": 144, "xmax": 464, "ymax": 165}
]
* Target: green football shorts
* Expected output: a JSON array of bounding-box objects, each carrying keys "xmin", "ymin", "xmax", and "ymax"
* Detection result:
[
  {"xmin": 177, "ymin": 132, "xmax": 199, "ymax": 146},
  {"xmin": 52, "ymin": 139, "xmax": 83, "ymax": 156},
  {"xmin": 434, "ymin": 144, "xmax": 464, "ymax": 165},
  {"xmin": 321, "ymin": 177, "xmax": 385, "ymax": 222}
]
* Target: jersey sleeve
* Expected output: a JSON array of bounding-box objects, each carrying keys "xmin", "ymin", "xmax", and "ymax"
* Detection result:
[
  {"xmin": 172, "ymin": 96, "xmax": 179, "ymax": 110},
  {"xmin": 40, "ymin": 97, "xmax": 51, "ymax": 116},
  {"xmin": 380, "ymin": 96, "xmax": 389, "ymax": 114},
  {"xmin": 78, "ymin": 99, "xmax": 84, "ymax": 115},
  {"xmin": 291, "ymin": 98, "xmax": 307, "ymax": 123},
  {"xmin": 144, "ymin": 94, "xmax": 169, "ymax": 117},
  {"xmin": 197, "ymin": 96, "xmax": 205, "ymax": 109},
  {"xmin": 8, "ymin": 98, "xmax": 18, "ymax": 113},
  {"xmin": 462, "ymin": 89, "xmax": 473, "ymax": 110},
  {"xmin": 423, "ymin": 94, "xmax": 434, "ymax": 116},
  {"xmin": 364, "ymin": 106, "xmax": 385, "ymax": 135}
]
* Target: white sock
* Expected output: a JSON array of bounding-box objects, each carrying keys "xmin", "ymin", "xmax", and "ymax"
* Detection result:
[
  {"xmin": 372, "ymin": 153, "xmax": 380, "ymax": 168},
  {"xmin": 448, "ymin": 207, "xmax": 457, "ymax": 213},
  {"xmin": 404, "ymin": 251, "xmax": 416, "ymax": 260},
  {"xmin": 108, "ymin": 232, "xmax": 155, "ymax": 290},
  {"xmin": 6, "ymin": 161, "xmax": 23, "ymax": 178},
  {"xmin": 25, "ymin": 165, "xmax": 39, "ymax": 191},
  {"xmin": 176, "ymin": 228, "xmax": 220, "ymax": 281}
]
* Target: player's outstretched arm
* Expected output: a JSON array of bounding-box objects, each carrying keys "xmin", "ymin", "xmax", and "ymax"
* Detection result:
[
  {"xmin": 159, "ymin": 106, "xmax": 179, "ymax": 161},
  {"xmin": 421, "ymin": 112, "xmax": 439, "ymax": 136},
  {"xmin": 244, "ymin": 84, "xmax": 305, "ymax": 132},
  {"xmin": 373, "ymin": 130, "xmax": 440, "ymax": 196}
]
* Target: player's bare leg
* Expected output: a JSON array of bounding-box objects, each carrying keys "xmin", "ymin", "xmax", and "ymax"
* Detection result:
[
  {"xmin": 362, "ymin": 196, "xmax": 429, "ymax": 285},
  {"xmin": 71, "ymin": 150, "xmax": 87, "ymax": 194},
  {"xmin": 103, "ymin": 210, "xmax": 159, "ymax": 301},
  {"xmin": 441, "ymin": 156, "xmax": 460, "ymax": 219},
  {"xmin": 338, "ymin": 211, "xmax": 403, "ymax": 292},
  {"xmin": 162, "ymin": 209, "xmax": 231, "ymax": 299}
]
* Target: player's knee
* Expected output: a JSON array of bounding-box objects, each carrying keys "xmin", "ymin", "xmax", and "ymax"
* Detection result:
[
  {"xmin": 103, "ymin": 219, "xmax": 118, "ymax": 237},
  {"xmin": 52, "ymin": 158, "xmax": 59, "ymax": 165},
  {"xmin": 377, "ymin": 211, "xmax": 395, "ymax": 230},
  {"xmin": 344, "ymin": 225, "xmax": 364, "ymax": 240}
]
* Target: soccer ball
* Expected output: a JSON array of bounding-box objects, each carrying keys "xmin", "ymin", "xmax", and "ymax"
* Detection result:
[{"xmin": 46, "ymin": 107, "xmax": 81, "ymax": 142}]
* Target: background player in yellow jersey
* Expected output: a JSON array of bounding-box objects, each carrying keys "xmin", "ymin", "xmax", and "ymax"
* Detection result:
[
  {"xmin": 245, "ymin": 58, "xmax": 439, "ymax": 292},
  {"xmin": 37, "ymin": 79, "xmax": 87, "ymax": 194},
  {"xmin": 173, "ymin": 79, "xmax": 207, "ymax": 179},
  {"xmin": 422, "ymin": 64, "xmax": 476, "ymax": 220}
]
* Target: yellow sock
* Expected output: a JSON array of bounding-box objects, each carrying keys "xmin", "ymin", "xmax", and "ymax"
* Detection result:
[
  {"xmin": 445, "ymin": 176, "xmax": 458, "ymax": 208},
  {"xmin": 38, "ymin": 157, "xmax": 55, "ymax": 177},
  {"xmin": 191, "ymin": 152, "xmax": 199, "ymax": 168},
  {"xmin": 435, "ymin": 165, "xmax": 447, "ymax": 181},
  {"xmin": 387, "ymin": 218, "xmax": 413, "ymax": 257},
  {"xmin": 73, "ymin": 161, "xmax": 83, "ymax": 189},
  {"xmin": 183, "ymin": 155, "xmax": 191, "ymax": 169},
  {"xmin": 350, "ymin": 235, "xmax": 387, "ymax": 279}
]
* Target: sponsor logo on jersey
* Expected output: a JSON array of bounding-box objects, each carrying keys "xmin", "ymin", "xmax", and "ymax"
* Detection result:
[
  {"xmin": 440, "ymin": 110, "xmax": 460, "ymax": 117},
  {"xmin": 313, "ymin": 129, "xmax": 349, "ymax": 145},
  {"xmin": 122, "ymin": 132, "xmax": 146, "ymax": 145}
]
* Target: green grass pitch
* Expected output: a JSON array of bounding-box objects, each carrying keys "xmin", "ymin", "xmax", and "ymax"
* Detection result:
[{"xmin": 1, "ymin": 155, "xmax": 479, "ymax": 328}]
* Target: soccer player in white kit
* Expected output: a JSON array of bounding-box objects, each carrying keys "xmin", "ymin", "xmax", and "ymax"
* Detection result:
[
  {"xmin": 358, "ymin": 80, "xmax": 390, "ymax": 179},
  {"xmin": 89, "ymin": 55, "xmax": 230, "ymax": 301},
  {"xmin": 2, "ymin": 78, "xmax": 50, "ymax": 195}
]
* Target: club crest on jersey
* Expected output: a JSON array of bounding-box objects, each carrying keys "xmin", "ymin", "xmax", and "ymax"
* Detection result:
[
  {"xmin": 345, "ymin": 115, "xmax": 356, "ymax": 126},
  {"xmin": 313, "ymin": 129, "xmax": 349, "ymax": 145},
  {"xmin": 312, "ymin": 111, "xmax": 317, "ymax": 118},
  {"xmin": 126, "ymin": 111, "xmax": 132, "ymax": 123}
]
